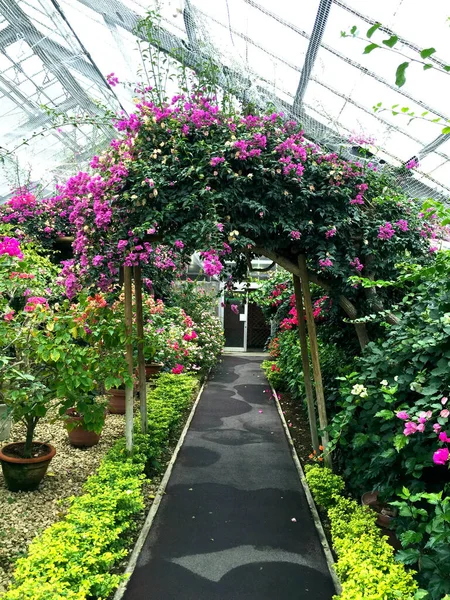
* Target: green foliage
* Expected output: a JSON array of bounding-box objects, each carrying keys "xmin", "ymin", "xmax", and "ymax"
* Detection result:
[
  {"xmin": 274, "ymin": 329, "xmax": 352, "ymax": 413},
  {"xmin": 2, "ymin": 373, "xmax": 198, "ymax": 600},
  {"xmin": 304, "ymin": 464, "xmax": 345, "ymax": 508},
  {"xmin": 261, "ymin": 360, "xmax": 284, "ymax": 391},
  {"xmin": 390, "ymin": 488, "xmax": 450, "ymax": 599},
  {"xmin": 329, "ymin": 253, "xmax": 450, "ymax": 496},
  {"xmin": 305, "ymin": 466, "xmax": 424, "ymax": 600}
]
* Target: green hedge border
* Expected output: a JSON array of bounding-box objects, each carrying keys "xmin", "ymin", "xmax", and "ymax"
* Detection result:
[
  {"xmin": 304, "ymin": 465, "xmax": 428, "ymax": 600},
  {"xmin": 1, "ymin": 373, "xmax": 199, "ymax": 600}
]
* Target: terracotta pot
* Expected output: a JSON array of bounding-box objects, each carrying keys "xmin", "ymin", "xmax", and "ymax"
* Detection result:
[
  {"xmin": 361, "ymin": 491, "xmax": 398, "ymax": 528},
  {"xmin": 107, "ymin": 388, "xmax": 126, "ymax": 414},
  {"xmin": 0, "ymin": 442, "xmax": 56, "ymax": 492},
  {"xmin": 65, "ymin": 409, "xmax": 102, "ymax": 448},
  {"xmin": 145, "ymin": 363, "xmax": 163, "ymax": 380}
]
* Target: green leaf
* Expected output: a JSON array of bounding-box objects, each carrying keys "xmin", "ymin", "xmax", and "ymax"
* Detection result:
[
  {"xmin": 396, "ymin": 62, "xmax": 409, "ymax": 87},
  {"xmin": 374, "ymin": 409, "xmax": 395, "ymax": 420},
  {"xmin": 383, "ymin": 35, "xmax": 398, "ymax": 48},
  {"xmin": 366, "ymin": 22, "xmax": 382, "ymax": 39},
  {"xmin": 394, "ymin": 434, "xmax": 408, "ymax": 452},
  {"xmin": 364, "ymin": 43, "xmax": 380, "ymax": 54},
  {"xmin": 420, "ymin": 47, "xmax": 436, "ymax": 59},
  {"xmin": 444, "ymin": 66, "xmax": 450, "ymax": 72},
  {"xmin": 350, "ymin": 25, "xmax": 357, "ymax": 35},
  {"xmin": 423, "ymin": 64, "xmax": 433, "ymax": 71},
  {"xmin": 442, "ymin": 126, "xmax": 450, "ymax": 134}
]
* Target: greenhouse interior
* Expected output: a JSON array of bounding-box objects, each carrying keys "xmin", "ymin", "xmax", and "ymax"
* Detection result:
[{"xmin": 0, "ymin": 0, "xmax": 450, "ymax": 598}]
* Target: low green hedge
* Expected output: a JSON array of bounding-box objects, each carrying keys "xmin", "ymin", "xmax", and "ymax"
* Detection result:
[
  {"xmin": 2, "ymin": 373, "xmax": 198, "ymax": 600},
  {"xmin": 304, "ymin": 465, "xmax": 427, "ymax": 600}
]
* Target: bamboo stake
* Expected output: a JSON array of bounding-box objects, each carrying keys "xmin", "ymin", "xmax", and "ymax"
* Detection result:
[
  {"xmin": 292, "ymin": 274, "xmax": 320, "ymax": 453},
  {"xmin": 134, "ymin": 266, "xmax": 148, "ymax": 435},
  {"xmin": 123, "ymin": 266, "xmax": 134, "ymax": 453},
  {"xmin": 297, "ymin": 255, "xmax": 331, "ymax": 468}
]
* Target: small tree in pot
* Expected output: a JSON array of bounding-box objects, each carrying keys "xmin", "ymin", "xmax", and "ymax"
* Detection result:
[{"xmin": 0, "ymin": 233, "xmax": 61, "ymax": 490}]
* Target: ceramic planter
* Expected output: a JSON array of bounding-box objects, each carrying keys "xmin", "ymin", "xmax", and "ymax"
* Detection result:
[
  {"xmin": 107, "ymin": 388, "xmax": 126, "ymax": 414},
  {"xmin": 0, "ymin": 442, "xmax": 56, "ymax": 492},
  {"xmin": 0, "ymin": 404, "xmax": 12, "ymax": 441},
  {"xmin": 65, "ymin": 408, "xmax": 102, "ymax": 448},
  {"xmin": 361, "ymin": 490, "xmax": 401, "ymax": 549},
  {"xmin": 145, "ymin": 363, "xmax": 163, "ymax": 380}
]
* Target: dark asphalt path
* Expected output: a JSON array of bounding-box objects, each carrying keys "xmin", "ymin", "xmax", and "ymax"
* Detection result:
[{"xmin": 123, "ymin": 355, "xmax": 335, "ymax": 599}]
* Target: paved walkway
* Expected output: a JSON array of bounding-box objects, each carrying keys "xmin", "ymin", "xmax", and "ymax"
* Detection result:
[{"xmin": 123, "ymin": 356, "xmax": 335, "ymax": 599}]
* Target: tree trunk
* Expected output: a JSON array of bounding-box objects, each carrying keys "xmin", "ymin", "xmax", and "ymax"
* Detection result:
[{"xmin": 134, "ymin": 266, "xmax": 148, "ymax": 435}]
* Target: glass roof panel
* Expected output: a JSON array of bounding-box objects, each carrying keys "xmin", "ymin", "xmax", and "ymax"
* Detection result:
[{"xmin": 0, "ymin": 0, "xmax": 449, "ymax": 204}]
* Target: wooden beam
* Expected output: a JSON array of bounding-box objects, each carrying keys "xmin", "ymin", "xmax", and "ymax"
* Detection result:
[
  {"xmin": 292, "ymin": 274, "xmax": 320, "ymax": 453},
  {"xmin": 298, "ymin": 255, "xmax": 331, "ymax": 468},
  {"xmin": 123, "ymin": 266, "xmax": 134, "ymax": 453},
  {"xmin": 134, "ymin": 266, "xmax": 148, "ymax": 434}
]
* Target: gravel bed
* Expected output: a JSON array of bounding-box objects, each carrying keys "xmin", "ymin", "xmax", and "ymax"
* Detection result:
[{"xmin": 0, "ymin": 410, "xmax": 126, "ymax": 594}]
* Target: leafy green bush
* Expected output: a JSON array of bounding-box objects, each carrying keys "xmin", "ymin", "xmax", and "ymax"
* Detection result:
[
  {"xmin": 305, "ymin": 465, "xmax": 425, "ymax": 600},
  {"xmin": 2, "ymin": 374, "xmax": 198, "ymax": 600},
  {"xmin": 329, "ymin": 253, "xmax": 450, "ymax": 498},
  {"xmin": 273, "ymin": 329, "xmax": 352, "ymax": 413},
  {"xmin": 390, "ymin": 488, "xmax": 450, "ymax": 599},
  {"xmin": 304, "ymin": 464, "xmax": 345, "ymax": 508},
  {"xmin": 261, "ymin": 360, "xmax": 284, "ymax": 390}
]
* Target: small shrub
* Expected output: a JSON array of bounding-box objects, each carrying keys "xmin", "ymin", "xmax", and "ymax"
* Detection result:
[
  {"xmin": 305, "ymin": 465, "xmax": 425, "ymax": 600},
  {"xmin": 304, "ymin": 464, "xmax": 345, "ymax": 509}
]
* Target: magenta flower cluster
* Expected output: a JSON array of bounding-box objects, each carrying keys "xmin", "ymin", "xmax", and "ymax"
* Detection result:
[
  {"xmin": 397, "ymin": 396, "xmax": 450, "ymax": 465},
  {"xmin": 0, "ymin": 237, "xmax": 23, "ymax": 260}
]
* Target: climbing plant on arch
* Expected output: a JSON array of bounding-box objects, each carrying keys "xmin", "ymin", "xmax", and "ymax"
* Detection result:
[
  {"xmin": 65, "ymin": 88, "xmax": 438, "ymax": 459},
  {"xmin": 67, "ymin": 90, "xmax": 435, "ymax": 333}
]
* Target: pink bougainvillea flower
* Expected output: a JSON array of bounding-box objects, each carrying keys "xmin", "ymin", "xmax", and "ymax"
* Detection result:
[
  {"xmin": 24, "ymin": 297, "xmax": 48, "ymax": 312},
  {"xmin": 433, "ymin": 447, "xmax": 449, "ymax": 465},
  {"xmin": 433, "ymin": 423, "xmax": 442, "ymax": 433},
  {"xmin": 216, "ymin": 223, "xmax": 224, "ymax": 232},
  {"xmin": 396, "ymin": 411, "xmax": 410, "ymax": 421},
  {"xmin": 0, "ymin": 236, "xmax": 23, "ymax": 259},
  {"xmin": 441, "ymin": 409, "xmax": 450, "ymax": 418},
  {"xmin": 403, "ymin": 421, "xmax": 418, "ymax": 436},
  {"xmin": 442, "ymin": 397, "xmax": 448, "ymax": 405},
  {"xmin": 417, "ymin": 423, "xmax": 425, "ymax": 433},
  {"xmin": 171, "ymin": 364, "xmax": 184, "ymax": 375},
  {"xmin": 439, "ymin": 432, "xmax": 450, "ymax": 443},
  {"xmin": 290, "ymin": 231, "xmax": 301, "ymax": 240},
  {"xmin": 378, "ymin": 222, "xmax": 395, "ymax": 240},
  {"xmin": 230, "ymin": 304, "xmax": 239, "ymax": 315},
  {"xmin": 3, "ymin": 310, "xmax": 15, "ymax": 321},
  {"xmin": 319, "ymin": 258, "xmax": 333, "ymax": 268},
  {"xmin": 174, "ymin": 240, "xmax": 184, "ymax": 249},
  {"xmin": 106, "ymin": 72, "xmax": 119, "ymax": 86}
]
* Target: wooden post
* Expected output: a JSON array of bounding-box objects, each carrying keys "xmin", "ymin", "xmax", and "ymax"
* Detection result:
[
  {"xmin": 292, "ymin": 274, "xmax": 320, "ymax": 453},
  {"xmin": 134, "ymin": 266, "xmax": 148, "ymax": 435},
  {"xmin": 297, "ymin": 255, "xmax": 331, "ymax": 468},
  {"xmin": 123, "ymin": 266, "xmax": 134, "ymax": 453}
]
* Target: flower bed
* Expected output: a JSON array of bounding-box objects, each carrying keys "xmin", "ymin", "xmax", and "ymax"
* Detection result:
[{"xmin": 1, "ymin": 373, "xmax": 199, "ymax": 600}]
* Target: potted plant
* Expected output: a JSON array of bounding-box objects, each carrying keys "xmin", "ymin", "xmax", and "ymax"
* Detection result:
[
  {"xmin": 62, "ymin": 392, "xmax": 107, "ymax": 447},
  {"xmin": 0, "ymin": 236, "xmax": 60, "ymax": 490},
  {"xmin": 0, "ymin": 357, "xmax": 57, "ymax": 491}
]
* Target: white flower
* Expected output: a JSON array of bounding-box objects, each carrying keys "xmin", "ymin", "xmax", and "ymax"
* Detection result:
[
  {"xmin": 394, "ymin": 376, "xmax": 399, "ymax": 382},
  {"xmin": 351, "ymin": 384, "xmax": 368, "ymax": 398},
  {"xmin": 380, "ymin": 380, "xmax": 388, "ymax": 386}
]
